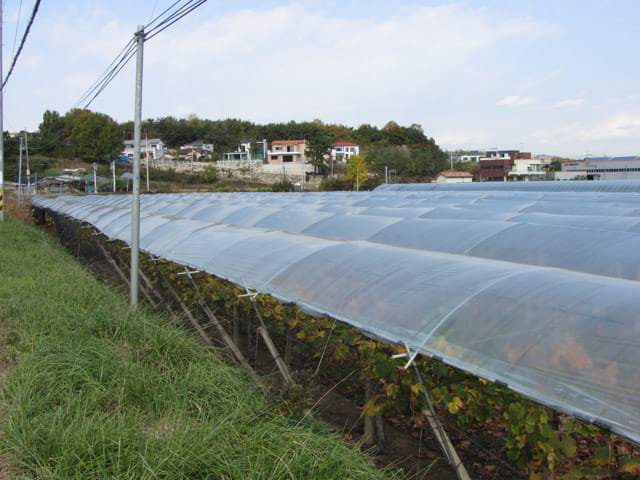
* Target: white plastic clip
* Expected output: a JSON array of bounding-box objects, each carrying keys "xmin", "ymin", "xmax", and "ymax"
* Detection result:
[
  {"xmin": 392, "ymin": 342, "xmax": 420, "ymax": 370},
  {"xmin": 238, "ymin": 283, "xmax": 259, "ymax": 301},
  {"xmin": 178, "ymin": 267, "xmax": 200, "ymax": 278}
]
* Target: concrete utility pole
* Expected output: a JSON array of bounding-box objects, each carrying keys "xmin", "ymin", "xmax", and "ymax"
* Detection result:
[
  {"xmin": 24, "ymin": 132, "xmax": 30, "ymax": 194},
  {"xmin": 18, "ymin": 136, "xmax": 22, "ymax": 199},
  {"xmin": 92, "ymin": 162, "xmax": 97, "ymax": 193},
  {"xmin": 130, "ymin": 25, "xmax": 144, "ymax": 309},
  {"xmin": 0, "ymin": 4, "xmax": 4, "ymax": 222},
  {"xmin": 145, "ymin": 133, "xmax": 149, "ymax": 192}
]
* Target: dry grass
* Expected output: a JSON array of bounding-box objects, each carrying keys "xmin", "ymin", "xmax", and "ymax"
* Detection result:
[{"xmin": 3, "ymin": 190, "xmax": 33, "ymax": 225}]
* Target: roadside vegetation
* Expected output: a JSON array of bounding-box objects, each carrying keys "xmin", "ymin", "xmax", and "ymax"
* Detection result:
[{"xmin": 0, "ymin": 217, "xmax": 399, "ymax": 479}]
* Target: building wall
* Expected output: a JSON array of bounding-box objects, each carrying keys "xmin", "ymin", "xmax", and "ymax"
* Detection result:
[
  {"xmin": 563, "ymin": 158, "xmax": 640, "ymax": 180},
  {"xmin": 437, "ymin": 175, "xmax": 472, "ymax": 183},
  {"xmin": 331, "ymin": 144, "xmax": 360, "ymax": 162},
  {"xmin": 480, "ymin": 159, "xmax": 513, "ymax": 181},
  {"xmin": 268, "ymin": 141, "xmax": 308, "ymax": 164}
]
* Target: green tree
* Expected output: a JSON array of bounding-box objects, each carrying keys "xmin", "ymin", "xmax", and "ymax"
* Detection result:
[
  {"xmin": 68, "ymin": 110, "xmax": 123, "ymax": 163},
  {"xmin": 347, "ymin": 154, "xmax": 368, "ymax": 190},
  {"xmin": 306, "ymin": 135, "xmax": 333, "ymax": 175},
  {"xmin": 201, "ymin": 164, "xmax": 217, "ymax": 182},
  {"xmin": 365, "ymin": 147, "xmax": 412, "ymax": 177},
  {"xmin": 550, "ymin": 157, "xmax": 563, "ymax": 171},
  {"xmin": 37, "ymin": 110, "xmax": 65, "ymax": 156}
]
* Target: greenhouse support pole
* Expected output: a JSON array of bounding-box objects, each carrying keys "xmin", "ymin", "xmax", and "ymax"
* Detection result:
[
  {"xmin": 111, "ymin": 161, "xmax": 116, "ymax": 192},
  {"xmin": 18, "ymin": 136, "xmax": 22, "ymax": 199},
  {"xmin": 130, "ymin": 25, "xmax": 144, "ymax": 309}
]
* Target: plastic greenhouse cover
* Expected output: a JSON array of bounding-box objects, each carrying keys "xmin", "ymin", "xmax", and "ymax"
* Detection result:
[{"xmin": 33, "ymin": 182, "xmax": 640, "ymax": 445}]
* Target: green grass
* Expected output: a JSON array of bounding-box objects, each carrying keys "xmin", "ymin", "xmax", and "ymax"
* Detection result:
[{"xmin": 0, "ymin": 218, "xmax": 399, "ymax": 479}]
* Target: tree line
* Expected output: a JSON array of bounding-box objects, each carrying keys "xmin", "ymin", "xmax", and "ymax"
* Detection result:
[{"xmin": 10, "ymin": 108, "xmax": 450, "ymax": 182}]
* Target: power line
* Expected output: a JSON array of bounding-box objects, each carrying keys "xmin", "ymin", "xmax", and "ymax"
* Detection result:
[
  {"xmin": 12, "ymin": 0, "xmax": 25, "ymax": 60},
  {"xmin": 74, "ymin": 0, "xmax": 209, "ymax": 111},
  {"xmin": 146, "ymin": 0, "xmax": 208, "ymax": 41},
  {"xmin": 73, "ymin": 38, "xmax": 137, "ymax": 109},
  {"xmin": 145, "ymin": 0, "xmax": 181, "ymax": 30},
  {"xmin": 2, "ymin": 0, "xmax": 41, "ymax": 90}
]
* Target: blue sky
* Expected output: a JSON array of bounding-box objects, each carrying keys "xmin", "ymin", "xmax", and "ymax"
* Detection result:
[{"xmin": 2, "ymin": 0, "xmax": 639, "ymax": 157}]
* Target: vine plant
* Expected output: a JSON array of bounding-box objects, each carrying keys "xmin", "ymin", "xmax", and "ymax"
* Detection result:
[{"xmin": 39, "ymin": 211, "xmax": 640, "ymax": 480}]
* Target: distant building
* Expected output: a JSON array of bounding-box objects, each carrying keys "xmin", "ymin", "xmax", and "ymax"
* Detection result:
[
  {"xmin": 436, "ymin": 170, "xmax": 473, "ymax": 183},
  {"xmin": 222, "ymin": 139, "xmax": 252, "ymax": 162},
  {"xmin": 479, "ymin": 150, "xmax": 533, "ymax": 182},
  {"xmin": 181, "ymin": 141, "xmax": 214, "ymax": 154},
  {"xmin": 330, "ymin": 142, "xmax": 360, "ymax": 163},
  {"xmin": 122, "ymin": 138, "xmax": 166, "ymax": 161},
  {"xmin": 562, "ymin": 156, "xmax": 640, "ymax": 181},
  {"xmin": 177, "ymin": 148, "xmax": 205, "ymax": 161},
  {"xmin": 451, "ymin": 151, "xmax": 486, "ymax": 164},
  {"xmin": 507, "ymin": 156, "xmax": 548, "ymax": 181},
  {"xmin": 268, "ymin": 140, "xmax": 309, "ymax": 164}
]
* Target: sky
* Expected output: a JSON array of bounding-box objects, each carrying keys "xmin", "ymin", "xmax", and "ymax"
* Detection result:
[{"xmin": 2, "ymin": 0, "xmax": 639, "ymax": 158}]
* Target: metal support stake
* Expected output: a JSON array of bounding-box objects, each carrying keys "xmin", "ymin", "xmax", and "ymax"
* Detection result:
[
  {"xmin": 393, "ymin": 344, "xmax": 471, "ymax": 480},
  {"xmin": 182, "ymin": 268, "xmax": 265, "ymax": 390},
  {"xmin": 240, "ymin": 286, "xmax": 295, "ymax": 386},
  {"xmin": 150, "ymin": 259, "xmax": 216, "ymax": 349}
]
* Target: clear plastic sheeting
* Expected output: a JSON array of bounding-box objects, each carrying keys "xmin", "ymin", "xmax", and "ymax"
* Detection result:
[{"xmin": 33, "ymin": 183, "xmax": 640, "ymax": 444}]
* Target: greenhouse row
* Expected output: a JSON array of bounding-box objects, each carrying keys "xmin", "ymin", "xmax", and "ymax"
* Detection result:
[{"xmin": 33, "ymin": 181, "xmax": 640, "ymax": 444}]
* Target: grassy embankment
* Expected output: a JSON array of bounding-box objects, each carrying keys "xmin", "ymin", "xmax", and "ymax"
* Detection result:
[{"xmin": 0, "ymin": 217, "xmax": 398, "ymax": 479}]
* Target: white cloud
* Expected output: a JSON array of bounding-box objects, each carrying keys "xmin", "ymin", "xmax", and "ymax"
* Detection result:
[
  {"xmin": 552, "ymin": 98, "xmax": 585, "ymax": 108},
  {"xmin": 140, "ymin": 3, "xmax": 558, "ymax": 123},
  {"xmin": 435, "ymin": 131, "xmax": 490, "ymax": 149},
  {"xmin": 497, "ymin": 95, "xmax": 536, "ymax": 107},
  {"xmin": 583, "ymin": 113, "xmax": 640, "ymax": 140}
]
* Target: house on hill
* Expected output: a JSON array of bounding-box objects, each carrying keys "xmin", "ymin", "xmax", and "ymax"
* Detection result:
[
  {"xmin": 222, "ymin": 139, "xmax": 252, "ymax": 162},
  {"xmin": 122, "ymin": 138, "xmax": 166, "ymax": 161},
  {"xmin": 268, "ymin": 139, "xmax": 308, "ymax": 164},
  {"xmin": 330, "ymin": 142, "xmax": 360, "ymax": 163}
]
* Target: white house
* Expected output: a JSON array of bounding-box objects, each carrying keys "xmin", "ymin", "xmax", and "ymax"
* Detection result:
[
  {"xmin": 222, "ymin": 139, "xmax": 252, "ymax": 161},
  {"xmin": 330, "ymin": 142, "xmax": 360, "ymax": 163},
  {"xmin": 507, "ymin": 157, "xmax": 548, "ymax": 181},
  {"xmin": 122, "ymin": 138, "xmax": 166, "ymax": 161}
]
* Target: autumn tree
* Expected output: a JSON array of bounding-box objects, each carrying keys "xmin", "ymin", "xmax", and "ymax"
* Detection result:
[{"xmin": 347, "ymin": 154, "xmax": 368, "ymax": 190}]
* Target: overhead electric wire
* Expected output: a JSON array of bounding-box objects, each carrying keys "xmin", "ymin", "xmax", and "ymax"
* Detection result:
[
  {"xmin": 2, "ymin": 0, "xmax": 42, "ymax": 90},
  {"xmin": 145, "ymin": 0, "xmax": 181, "ymax": 30},
  {"xmin": 145, "ymin": 0, "xmax": 208, "ymax": 41},
  {"xmin": 73, "ymin": 0, "xmax": 209, "ymax": 110},
  {"xmin": 78, "ymin": 45, "xmax": 138, "ymax": 110},
  {"xmin": 12, "ymin": 0, "xmax": 25, "ymax": 61},
  {"xmin": 73, "ymin": 38, "xmax": 137, "ymax": 109}
]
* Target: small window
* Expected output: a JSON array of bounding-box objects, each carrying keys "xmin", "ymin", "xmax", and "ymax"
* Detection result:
[
  {"xmin": 283, "ymin": 155, "xmax": 294, "ymax": 162},
  {"xmin": 271, "ymin": 155, "xmax": 279, "ymax": 161}
]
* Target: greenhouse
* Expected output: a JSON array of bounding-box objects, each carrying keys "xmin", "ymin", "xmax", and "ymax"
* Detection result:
[{"xmin": 33, "ymin": 180, "xmax": 640, "ymax": 445}]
